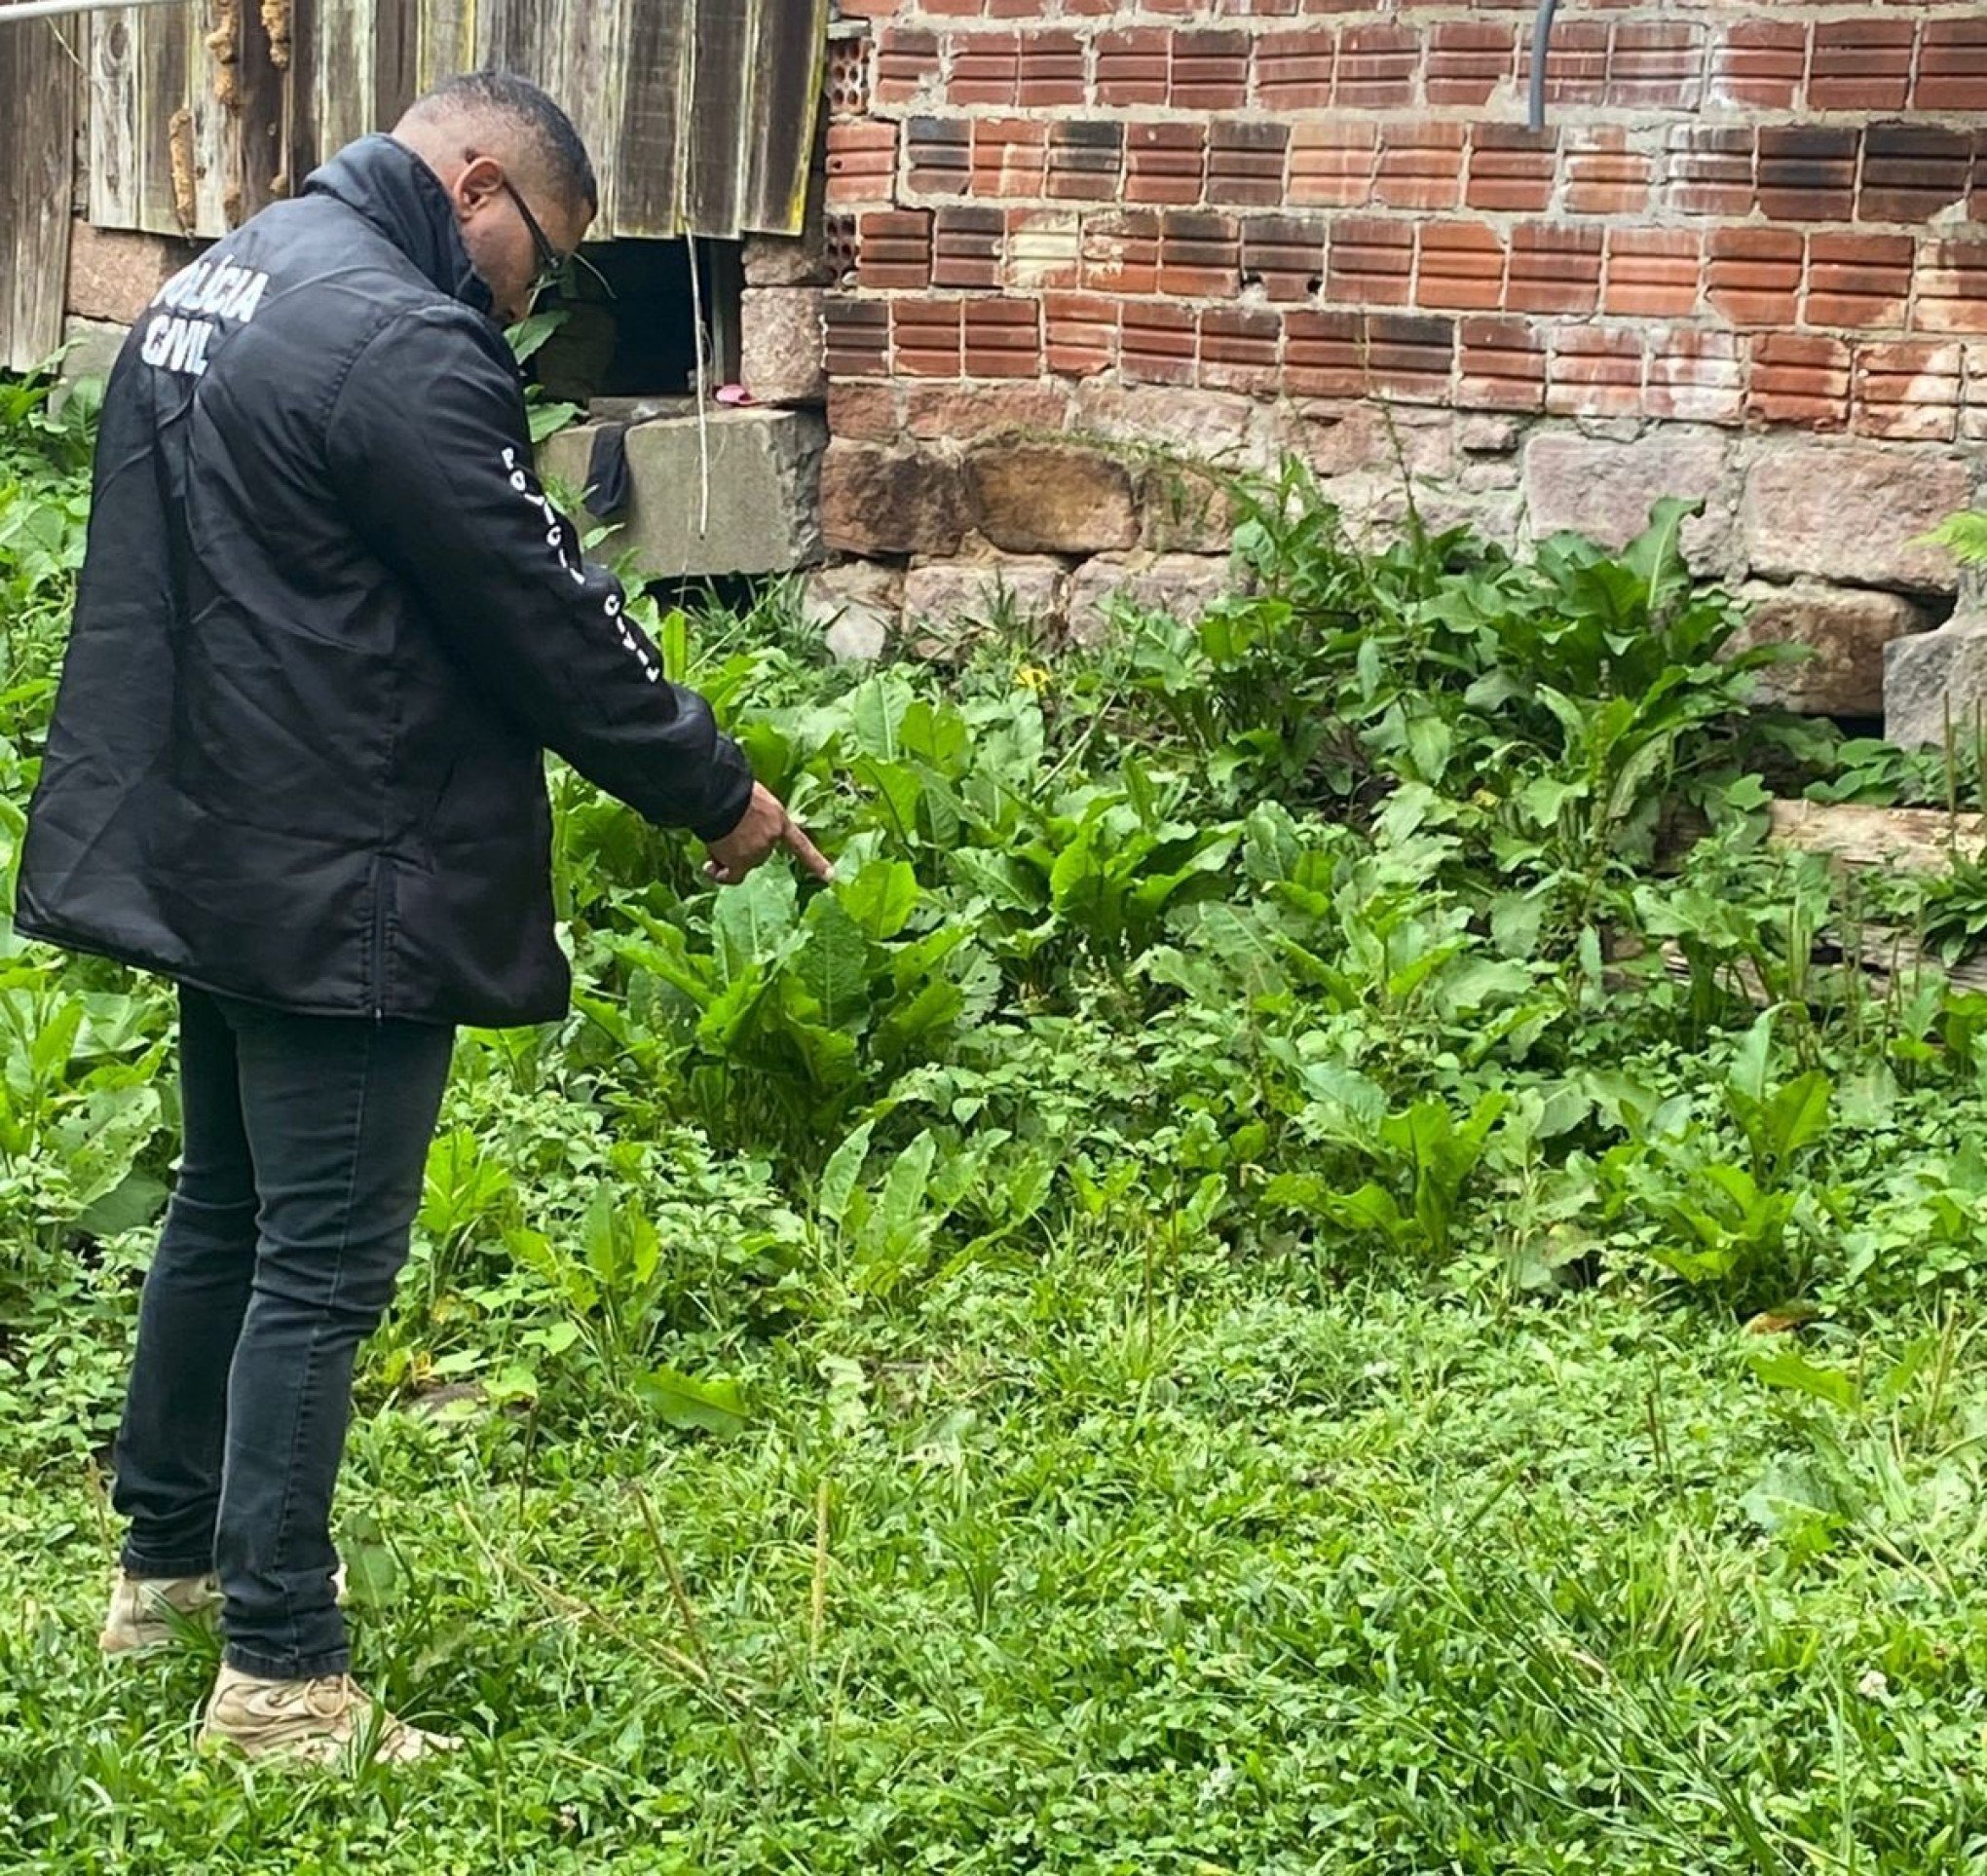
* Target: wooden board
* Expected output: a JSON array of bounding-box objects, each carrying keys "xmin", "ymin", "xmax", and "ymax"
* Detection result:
[
  {"xmin": 85, "ymin": 0, "xmax": 826, "ymax": 243},
  {"xmin": 0, "ymin": 15, "xmax": 78, "ymax": 374}
]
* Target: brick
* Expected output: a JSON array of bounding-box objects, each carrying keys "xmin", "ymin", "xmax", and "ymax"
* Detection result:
[
  {"xmin": 1747, "ymin": 334, "xmax": 1852, "ymax": 430},
  {"xmin": 970, "ymin": 120, "xmax": 1046, "ymax": 199},
  {"xmin": 1367, "ymin": 314, "xmax": 1454, "ymax": 404},
  {"xmin": 1457, "ymin": 315, "xmax": 1545, "ymax": 413},
  {"xmin": 1199, "ymin": 306, "xmax": 1282, "ymax": 394},
  {"xmin": 1006, "ymin": 210, "xmax": 1082, "ymax": 290},
  {"xmin": 827, "ymin": 380, "xmax": 897, "ymax": 441},
  {"xmin": 1208, "ymin": 121, "xmax": 1290, "ymax": 208},
  {"xmin": 1547, "ymin": 328, "xmax": 1646, "ymax": 420},
  {"xmin": 1326, "ymin": 215, "xmax": 1414, "ymax": 307},
  {"xmin": 1810, "ymin": 19, "xmax": 1916, "ymax": 114},
  {"xmin": 1609, "ymin": 21, "xmax": 1705, "ymax": 112},
  {"xmin": 950, "ymin": 30, "xmax": 1022, "ymax": 107},
  {"xmin": 1859, "ymin": 125, "xmax": 1973, "ymax": 227},
  {"xmin": 1709, "ymin": 19, "xmax": 1806, "ymax": 113},
  {"xmin": 1564, "ymin": 131, "xmax": 1651, "ymax": 217},
  {"xmin": 1121, "ymin": 301, "xmax": 1197, "ymax": 387},
  {"xmin": 1290, "ymin": 121, "xmax": 1376, "ymax": 208},
  {"xmin": 1916, "ymin": 21, "xmax": 1987, "ymax": 112},
  {"xmin": 1045, "ymin": 291, "xmax": 1117, "ymax": 377},
  {"xmin": 1915, "ymin": 239, "xmax": 1987, "ymax": 335},
  {"xmin": 65, "ymin": 222, "xmax": 195, "ymax": 327},
  {"xmin": 1707, "ymin": 227, "xmax": 1805, "ymax": 327},
  {"xmin": 1336, "ymin": 23, "xmax": 1419, "ymax": 108},
  {"xmin": 1525, "ymin": 431, "xmax": 1736, "ymax": 562},
  {"xmin": 905, "ymin": 382, "xmax": 1068, "ymax": 442},
  {"xmin": 1427, "ymin": 22, "xmax": 1514, "ymax": 107},
  {"xmin": 1374, "ymin": 122, "xmax": 1466, "ymax": 211},
  {"xmin": 1172, "ymin": 29, "xmax": 1250, "ymax": 110},
  {"xmin": 858, "ymin": 209, "xmax": 934, "ymax": 290},
  {"xmin": 1805, "ymin": 234, "xmax": 1913, "ymax": 331},
  {"xmin": 1081, "ymin": 210, "xmax": 1161, "ymax": 295},
  {"xmin": 819, "ymin": 441, "xmax": 967, "ymax": 557},
  {"xmin": 905, "ymin": 118, "xmax": 970, "ymax": 199},
  {"xmin": 1241, "ymin": 213, "xmax": 1326, "ymax": 301},
  {"xmin": 1047, "ymin": 122, "xmax": 1124, "ymax": 204},
  {"xmin": 963, "ymin": 297, "xmax": 1042, "ymax": 380},
  {"xmin": 823, "ymin": 300, "xmax": 889, "ymax": 378},
  {"xmin": 1665, "ymin": 126, "xmax": 1755, "ymax": 219},
  {"xmin": 1019, "ymin": 30, "xmax": 1086, "ymax": 108},
  {"xmin": 1757, "ymin": 127, "xmax": 1858, "ymax": 224},
  {"xmin": 1743, "ymin": 444, "xmax": 1972, "ymax": 591},
  {"xmin": 1255, "ymin": 26, "xmax": 1335, "ymax": 111},
  {"xmin": 1123, "ymin": 123, "xmax": 1206, "ymax": 208},
  {"xmin": 1284, "ymin": 309, "xmax": 1366, "ymax": 399},
  {"xmin": 1646, "ymin": 331, "xmax": 1744, "ymax": 426},
  {"xmin": 1095, "ymin": 27, "xmax": 1169, "ymax": 107},
  {"xmin": 875, "ymin": 27, "xmax": 942, "ymax": 105},
  {"xmin": 1855, "ymin": 340, "xmax": 1964, "ymax": 442},
  {"xmin": 824, "ymin": 213, "xmax": 860, "ymax": 281},
  {"xmin": 827, "ymin": 122, "xmax": 898, "ymax": 206},
  {"xmin": 1467, "ymin": 126, "xmax": 1556, "ymax": 214},
  {"xmin": 893, "ymin": 298, "xmax": 964, "ymax": 378},
  {"xmin": 1518, "ymin": 19, "xmax": 1608, "ymax": 109},
  {"xmin": 1604, "ymin": 229, "xmax": 1701, "ymax": 319},
  {"xmin": 932, "ymin": 204, "xmax": 1004, "ymax": 289},
  {"xmin": 1508, "ymin": 224, "xmax": 1602, "ymax": 316},
  {"xmin": 1416, "ymin": 220, "xmax": 1507, "ymax": 312},
  {"xmin": 1158, "ymin": 210, "xmax": 1242, "ymax": 298},
  {"xmin": 827, "ymin": 35, "xmax": 873, "ymax": 118}
]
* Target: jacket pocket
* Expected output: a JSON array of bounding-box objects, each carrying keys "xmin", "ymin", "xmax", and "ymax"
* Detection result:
[{"xmin": 367, "ymin": 855, "xmax": 398, "ymax": 1016}]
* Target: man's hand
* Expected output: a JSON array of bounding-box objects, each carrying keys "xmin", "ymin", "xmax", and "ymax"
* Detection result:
[{"xmin": 704, "ymin": 782, "xmax": 833, "ymax": 887}]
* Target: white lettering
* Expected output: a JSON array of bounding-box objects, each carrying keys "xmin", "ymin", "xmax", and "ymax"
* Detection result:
[
  {"xmin": 224, "ymin": 272, "xmax": 270, "ymax": 324},
  {"xmin": 166, "ymin": 318, "xmax": 212, "ymax": 376},
  {"xmin": 140, "ymin": 315, "xmax": 172, "ymax": 366},
  {"xmin": 164, "ymin": 260, "xmax": 209, "ymax": 312},
  {"xmin": 193, "ymin": 263, "xmax": 237, "ymax": 317}
]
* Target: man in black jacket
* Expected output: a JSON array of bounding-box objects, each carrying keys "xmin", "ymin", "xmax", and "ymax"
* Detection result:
[{"xmin": 18, "ymin": 72, "xmax": 827, "ymax": 1764}]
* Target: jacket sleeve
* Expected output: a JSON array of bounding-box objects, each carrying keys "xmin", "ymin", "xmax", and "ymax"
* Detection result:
[{"xmin": 324, "ymin": 304, "xmax": 755, "ymax": 843}]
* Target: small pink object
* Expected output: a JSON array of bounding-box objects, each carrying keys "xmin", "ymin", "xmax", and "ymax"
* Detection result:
[{"xmin": 716, "ymin": 384, "xmax": 758, "ymax": 407}]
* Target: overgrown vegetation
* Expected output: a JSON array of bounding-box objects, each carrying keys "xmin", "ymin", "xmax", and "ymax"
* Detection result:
[{"xmin": 3, "ymin": 368, "xmax": 1986, "ymax": 1871}]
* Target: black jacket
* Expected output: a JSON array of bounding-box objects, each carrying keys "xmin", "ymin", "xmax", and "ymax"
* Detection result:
[{"xmin": 17, "ymin": 136, "xmax": 753, "ymax": 1028}]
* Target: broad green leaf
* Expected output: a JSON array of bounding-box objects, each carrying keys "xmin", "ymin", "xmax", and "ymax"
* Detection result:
[{"xmin": 637, "ymin": 1368, "xmax": 750, "ymax": 1439}]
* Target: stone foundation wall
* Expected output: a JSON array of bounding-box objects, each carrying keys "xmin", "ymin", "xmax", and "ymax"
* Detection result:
[{"xmin": 809, "ymin": 1, "xmax": 1987, "ymax": 710}]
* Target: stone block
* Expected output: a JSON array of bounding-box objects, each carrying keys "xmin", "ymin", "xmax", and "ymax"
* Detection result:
[
  {"xmin": 739, "ymin": 287, "xmax": 827, "ymax": 407},
  {"xmin": 1065, "ymin": 553, "xmax": 1233, "ymax": 646},
  {"xmin": 964, "ymin": 441, "xmax": 1139, "ymax": 554},
  {"xmin": 742, "ymin": 171, "xmax": 834, "ymax": 286},
  {"xmin": 1885, "ymin": 611, "xmax": 1987, "ymax": 749},
  {"xmin": 1072, "ymin": 383, "xmax": 1257, "ymax": 466},
  {"xmin": 903, "ymin": 558, "xmax": 1066, "ymax": 636},
  {"xmin": 1523, "ymin": 430, "xmax": 1738, "ymax": 572},
  {"xmin": 905, "ymin": 383, "xmax": 1068, "ymax": 442},
  {"xmin": 1729, "ymin": 582, "xmax": 1934, "ymax": 718},
  {"xmin": 541, "ymin": 408, "xmax": 826, "ymax": 579},
  {"xmin": 1142, "ymin": 463, "xmax": 1242, "ymax": 554},
  {"xmin": 818, "ymin": 440, "xmax": 968, "ymax": 557},
  {"xmin": 1743, "ymin": 444, "xmax": 1974, "ymax": 595},
  {"xmin": 804, "ymin": 562, "xmax": 901, "ymax": 662},
  {"xmin": 66, "ymin": 220, "xmax": 195, "ymax": 325},
  {"xmin": 51, "ymin": 319, "xmax": 128, "ymax": 416}
]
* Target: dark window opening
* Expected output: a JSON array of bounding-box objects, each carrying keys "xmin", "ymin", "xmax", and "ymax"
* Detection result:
[{"xmin": 532, "ymin": 239, "xmax": 745, "ymax": 411}]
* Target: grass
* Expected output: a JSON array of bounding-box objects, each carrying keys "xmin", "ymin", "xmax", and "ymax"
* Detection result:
[{"xmin": 4, "ymin": 1240, "xmax": 1984, "ymax": 1872}]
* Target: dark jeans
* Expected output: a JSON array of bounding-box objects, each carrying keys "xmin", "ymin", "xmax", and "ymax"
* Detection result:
[{"xmin": 113, "ymin": 985, "xmax": 453, "ymax": 1679}]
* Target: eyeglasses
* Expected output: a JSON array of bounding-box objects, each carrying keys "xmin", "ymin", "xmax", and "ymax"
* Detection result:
[{"xmin": 498, "ymin": 173, "xmax": 616, "ymax": 311}]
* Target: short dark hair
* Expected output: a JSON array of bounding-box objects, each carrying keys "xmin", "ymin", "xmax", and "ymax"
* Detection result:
[{"xmin": 408, "ymin": 71, "xmax": 599, "ymax": 217}]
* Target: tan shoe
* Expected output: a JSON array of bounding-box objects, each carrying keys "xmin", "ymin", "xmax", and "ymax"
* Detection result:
[
  {"xmin": 99, "ymin": 1558, "xmax": 348, "ymax": 1659},
  {"xmin": 98, "ymin": 1571, "xmax": 223, "ymax": 1656},
  {"xmin": 199, "ymin": 1664, "xmax": 463, "ymax": 1766}
]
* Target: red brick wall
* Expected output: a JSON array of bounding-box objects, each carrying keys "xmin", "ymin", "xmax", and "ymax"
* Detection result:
[
  {"xmin": 807, "ymin": 3, "xmax": 1987, "ymax": 694},
  {"xmin": 824, "ymin": 5, "xmax": 1986, "ymax": 438}
]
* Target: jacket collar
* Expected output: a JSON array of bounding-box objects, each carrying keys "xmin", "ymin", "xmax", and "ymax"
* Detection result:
[{"xmin": 302, "ymin": 134, "xmax": 496, "ymax": 319}]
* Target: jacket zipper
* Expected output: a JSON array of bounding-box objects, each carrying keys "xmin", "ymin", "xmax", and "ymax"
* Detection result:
[{"xmin": 368, "ymin": 855, "xmax": 391, "ymax": 1021}]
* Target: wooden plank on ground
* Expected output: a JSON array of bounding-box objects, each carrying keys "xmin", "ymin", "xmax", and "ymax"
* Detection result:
[
  {"xmin": 1767, "ymin": 801, "xmax": 1987, "ymax": 875},
  {"xmin": 0, "ymin": 15, "xmax": 78, "ymax": 373}
]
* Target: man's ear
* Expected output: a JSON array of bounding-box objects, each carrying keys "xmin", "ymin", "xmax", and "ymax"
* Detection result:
[{"xmin": 453, "ymin": 154, "xmax": 506, "ymax": 215}]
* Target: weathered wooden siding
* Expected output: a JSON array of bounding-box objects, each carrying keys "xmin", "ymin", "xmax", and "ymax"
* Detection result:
[
  {"xmin": 0, "ymin": 16, "xmax": 79, "ymax": 372},
  {"xmin": 90, "ymin": 0, "xmax": 828, "ymax": 243}
]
